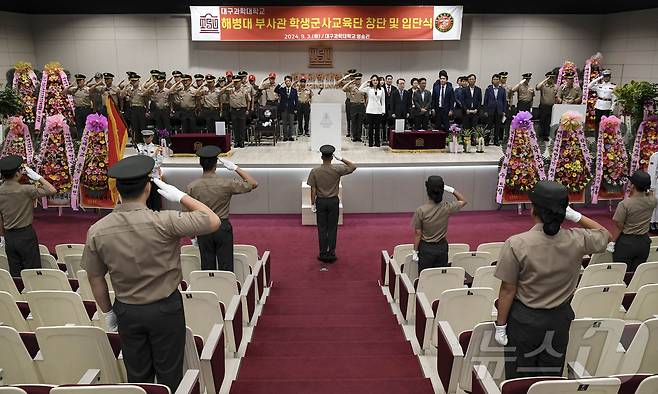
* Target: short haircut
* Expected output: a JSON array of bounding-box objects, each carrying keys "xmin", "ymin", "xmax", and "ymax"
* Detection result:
[
  {"xmin": 116, "ymin": 178, "xmax": 149, "ymax": 200},
  {"xmin": 200, "ymin": 157, "xmax": 218, "ymax": 172},
  {"xmin": 385, "ymin": 74, "xmax": 393, "ymax": 79},
  {"xmin": 284, "ymin": 75, "xmax": 292, "ymax": 81},
  {"xmin": 492, "ymin": 73, "xmax": 500, "ymax": 80},
  {"xmin": 397, "ymin": 78, "xmax": 405, "ymax": 83},
  {"xmin": 1, "ymin": 170, "xmax": 17, "ymax": 180},
  {"xmin": 419, "ymin": 77, "xmax": 427, "ymax": 83},
  {"xmin": 439, "ymin": 69, "xmax": 448, "ymax": 78},
  {"xmin": 467, "ymin": 73, "xmax": 476, "ymax": 79},
  {"xmin": 439, "ymin": 74, "xmax": 448, "ymax": 80},
  {"xmin": 411, "ymin": 77, "xmax": 419, "ymax": 84}
]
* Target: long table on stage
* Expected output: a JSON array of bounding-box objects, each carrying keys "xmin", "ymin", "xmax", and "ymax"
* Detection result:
[
  {"xmin": 170, "ymin": 132, "xmax": 232, "ymax": 155},
  {"xmin": 388, "ymin": 130, "xmax": 447, "ymax": 152}
]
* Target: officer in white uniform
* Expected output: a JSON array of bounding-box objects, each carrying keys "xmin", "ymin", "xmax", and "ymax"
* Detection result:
[
  {"xmin": 648, "ymin": 152, "xmax": 658, "ymax": 231},
  {"xmin": 136, "ymin": 129, "xmax": 164, "ymax": 211},
  {"xmin": 588, "ymin": 69, "xmax": 616, "ymax": 133}
]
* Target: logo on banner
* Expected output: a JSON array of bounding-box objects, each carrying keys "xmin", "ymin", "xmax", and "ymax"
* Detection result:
[
  {"xmin": 434, "ymin": 12, "xmax": 454, "ymax": 33},
  {"xmin": 200, "ymin": 13, "xmax": 219, "ymax": 33},
  {"xmin": 320, "ymin": 113, "xmax": 333, "ymax": 128}
]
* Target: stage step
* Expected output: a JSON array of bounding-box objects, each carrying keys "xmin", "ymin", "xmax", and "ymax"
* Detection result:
[
  {"xmin": 270, "ymin": 286, "xmax": 381, "ymax": 297},
  {"xmin": 245, "ymin": 340, "xmax": 414, "ymax": 357},
  {"xmin": 230, "ymin": 378, "xmax": 434, "ymax": 394},
  {"xmin": 262, "ymin": 300, "xmax": 390, "ymax": 315},
  {"xmin": 272, "ymin": 280, "xmax": 379, "ymax": 290},
  {"xmin": 255, "ymin": 313, "xmax": 398, "ymax": 328},
  {"xmin": 251, "ymin": 327, "xmax": 403, "ymax": 342}
]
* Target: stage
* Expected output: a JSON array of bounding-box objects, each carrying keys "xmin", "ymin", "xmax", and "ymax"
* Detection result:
[{"xmin": 157, "ymin": 135, "xmax": 503, "ymax": 214}]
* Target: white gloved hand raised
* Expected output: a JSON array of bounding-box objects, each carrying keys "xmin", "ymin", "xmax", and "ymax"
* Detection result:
[
  {"xmin": 105, "ymin": 310, "xmax": 118, "ymax": 332},
  {"xmin": 153, "ymin": 179, "xmax": 186, "ymax": 203},
  {"xmin": 494, "ymin": 324, "xmax": 508, "ymax": 346},
  {"xmin": 606, "ymin": 242, "xmax": 616, "ymax": 253},
  {"xmin": 565, "ymin": 206, "xmax": 582, "ymax": 223},
  {"xmin": 412, "ymin": 250, "xmax": 419, "ymax": 262},
  {"xmin": 311, "ymin": 204, "xmax": 317, "ymax": 213},
  {"xmin": 219, "ymin": 158, "xmax": 238, "ymax": 171},
  {"xmin": 24, "ymin": 166, "xmax": 42, "ymax": 181},
  {"xmin": 333, "ymin": 153, "xmax": 343, "ymax": 161},
  {"xmin": 444, "ymin": 185, "xmax": 455, "ymax": 194}
]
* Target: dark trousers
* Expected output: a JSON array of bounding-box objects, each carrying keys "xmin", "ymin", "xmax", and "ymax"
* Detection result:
[
  {"xmin": 413, "ymin": 111, "xmax": 430, "ymax": 130},
  {"xmin": 74, "ymin": 106, "xmax": 92, "ymax": 139},
  {"xmin": 177, "ymin": 108, "xmax": 195, "ymax": 133},
  {"xmin": 146, "ymin": 181, "xmax": 161, "ymax": 211},
  {"xmin": 462, "ymin": 111, "xmax": 479, "ymax": 131},
  {"xmin": 130, "ymin": 107, "xmax": 147, "ymax": 143},
  {"xmin": 114, "ymin": 291, "xmax": 186, "ymax": 392},
  {"xmin": 345, "ymin": 99, "xmax": 351, "ymax": 136},
  {"xmin": 366, "ymin": 113, "xmax": 382, "ymax": 146},
  {"xmin": 152, "ymin": 108, "xmax": 171, "ymax": 131},
  {"xmin": 517, "ymin": 101, "xmax": 533, "ymax": 113},
  {"xmin": 505, "ymin": 300, "xmax": 574, "ymax": 379},
  {"xmin": 538, "ymin": 104, "xmax": 553, "ymax": 140},
  {"xmin": 280, "ymin": 109, "xmax": 295, "ymax": 139},
  {"xmin": 5, "ymin": 225, "xmax": 41, "ymax": 277},
  {"xmin": 220, "ymin": 104, "xmax": 232, "ymax": 132},
  {"xmin": 435, "ymin": 107, "xmax": 450, "ymax": 132},
  {"xmin": 298, "ymin": 103, "xmax": 310, "ymax": 135},
  {"xmin": 487, "ymin": 109, "xmax": 504, "ymax": 144},
  {"xmin": 231, "ymin": 107, "xmax": 247, "ymax": 147},
  {"xmin": 349, "ymin": 103, "xmax": 366, "ymax": 141},
  {"xmin": 418, "ymin": 239, "xmax": 448, "ymax": 273},
  {"xmin": 613, "ymin": 233, "xmax": 650, "ymax": 272},
  {"xmin": 316, "ymin": 196, "xmax": 339, "ymax": 258},
  {"xmin": 198, "ymin": 220, "xmax": 234, "ymax": 272},
  {"xmin": 200, "ymin": 108, "xmax": 221, "ymax": 133}
]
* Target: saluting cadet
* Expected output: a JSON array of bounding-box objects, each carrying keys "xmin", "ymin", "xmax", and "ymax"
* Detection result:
[
  {"xmin": 83, "ymin": 155, "xmax": 219, "ymax": 392},
  {"xmin": 295, "ymin": 77, "xmax": 313, "ymax": 136},
  {"xmin": 411, "ymin": 176, "xmax": 467, "ymax": 272},
  {"xmin": 198, "ymin": 74, "xmax": 222, "ymax": 133},
  {"xmin": 122, "ymin": 74, "xmax": 152, "ymax": 143},
  {"xmin": 535, "ymin": 71, "xmax": 557, "ymax": 142},
  {"xmin": 66, "ymin": 74, "xmax": 99, "ymax": 139},
  {"xmin": 94, "ymin": 72, "xmax": 122, "ymax": 114},
  {"xmin": 0, "ymin": 156, "xmax": 56, "ymax": 277},
  {"xmin": 588, "ymin": 69, "xmax": 616, "ymax": 132},
  {"xmin": 342, "ymin": 73, "xmax": 367, "ymax": 142},
  {"xmin": 136, "ymin": 130, "xmax": 164, "ymax": 211},
  {"xmin": 88, "ymin": 72, "xmax": 104, "ymax": 113},
  {"xmin": 173, "ymin": 75, "xmax": 197, "ymax": 133},
  {"xmin": 512, "ymin": 73, "xmax": 535, "ymax": 113},
  {"xmin": 259, "ymin": 72, "xmax": 279, "ymax": 107},
  {"xmin": 307, "ymin": 145, "xmax": 356, "ymax": 263},
  {"xmin": 149, "ymin": 73, "xmax": 172, "ymax": 131},
  {"xmin": 556, "ymin": 71, "xmax": 582, "ymax": 105},
  {"xmin": 610, "ymin": 170, "xmax": 657, "ymax": 271},
  {"xmin": 219, "ymin": 75, "xmax": 251, "ymax": 148},
  {"xmin": 494, "ymin": 180, "xmax": 610, "ymax": 379},
  {"xmin": 186, "ymin": 145, "xmax": 258, "ymax": 271}
]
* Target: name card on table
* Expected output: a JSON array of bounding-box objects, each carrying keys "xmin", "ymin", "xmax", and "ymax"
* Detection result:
[
  {"xmin": 215, "ymin": 121, "xmax": 226, "ymax": 135},
  {"xmin": 395, "ymin": 119, "xmax": 405, "ymax": 133}
]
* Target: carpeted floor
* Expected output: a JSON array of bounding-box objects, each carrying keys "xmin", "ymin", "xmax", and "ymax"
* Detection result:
[{"xmin": 32, "ymin": 206, "xmax": 618, "ymax": 393}]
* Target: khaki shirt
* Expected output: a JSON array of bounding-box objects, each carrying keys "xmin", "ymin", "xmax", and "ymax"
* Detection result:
[
  {"xmin": 502, "ymin": 84, "xmax": 513, "ymax": 105},
  {"xmin": 226, "ymin": 86, "xmax": 250, "ymax": 108},
  {"xmin": 515, "ymin": 83, "xmax": 535, "ymax": 103},
  {"xmin": 613, "ymin": 193, "xmax": 657, "ymax": 235},
  {"xmin": 259, "ymin": 80, "xmax": 278, "ymax": 102},
  {"xmin": 298, "ymin": 88, "xmax": 313, "ymax": 104},
  {"xmin": 0, "ymin": 180, "xmax": 53, "ymax": 229},
  {"xmin": 411, "ymin": 200, "xmax": 462, "ymax": 242},
  {"xmin": 538, "ymin": 83, "xmax": 557, "ymax": 106},
  {"xmin": 151, "ymin": 86, "xmax": 171, "ymax": 109},
  {"xmin": 343, "ymin": 84, "xmax": 366, "ymax": 104},
  {"xmin": 124, "ymin": 86, "xmax": 151, "ymax": 108},
  {"xmin": 495, "ymin": 224, "xmax": 608, "ymax": 309},
  {"xmin": 95, "ymin": 85, "xmax": 121, "ymax": 106},
  {"xmin": 307, "ymin": 164, "xmax": 353, "ymax": 198},
  {"xmin": 82, "ymin": 202, "xmax": 213, "ymax": 304},
  {"xmin": 200, "ymin": 87, "xmax": 221, "ymax": 109},
  {"xmin": 67, "ymin": 86, "xmax": 92, "ymax": 108},
  {"xmin": 558, "ymin": 85, "xmax": 583, "ymax": 104},
  {"xmin": 187, "ymin": 173, "xmax": 252, "ymax": 219},
  {"xmin": 220, "ymin": 91, "xmax": 230, "ymax": 105},
  {"xmin": 175, "ymin": 87, "xmax": 198, "ymax": 109}
]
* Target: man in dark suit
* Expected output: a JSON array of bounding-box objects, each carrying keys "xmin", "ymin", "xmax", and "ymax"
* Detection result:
[
  {"xmin": 484, "ymin": 73, "xmax": 507, "ymax": 146},
  {"xmin": 391, "ymin": 78, "xmax": 411, "ymax": 130},
  {"xmin": 453, "ymin": 76, "xmax": 467, "ymax": 125},
  {"xmin": 431, "ymin": 71, "xmax": 454, "ymax": 131},
  {"xmin": 462, "ymin": 73, "xmax": 483, "ymax": 131},
  {"xmin": 274, "ymin": 75, "xmax": 298, "ymax": 141},
  {"xmin": 412, "ymin": 78, "xmax": 432, "ymax": 130},
  {"xmin": 383, "ymin": 74, "xmax": 394, "ymax": 142}
]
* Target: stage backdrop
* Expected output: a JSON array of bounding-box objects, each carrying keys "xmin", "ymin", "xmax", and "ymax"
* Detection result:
[{"xmin": 190, "ymin": 5, "xmax": 463, "ymax": 41}]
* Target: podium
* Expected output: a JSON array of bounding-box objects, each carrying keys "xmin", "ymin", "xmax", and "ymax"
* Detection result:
[
  {"xmin": 310, "ymin": 103, "xmax": 342, "ymax": 152},
  {"xmin": 301, "ymin": 182, "xmax": 343, "ymax": 226}
]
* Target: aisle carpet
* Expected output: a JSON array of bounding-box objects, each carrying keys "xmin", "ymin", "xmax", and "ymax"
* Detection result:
[{"xmin": 32, "ymin": 206, "xmax": 617, "ymax": 393}]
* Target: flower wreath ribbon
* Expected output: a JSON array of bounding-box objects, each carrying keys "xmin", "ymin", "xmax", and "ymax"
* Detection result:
[
  {"xmin": 591, "ymin": 117, "xmax": 626, "ymax": 203},
  {"xmin": 36, "ymin": 116, "xmax": 75, "ymax": 209},
  {"xmin": 34, "ymin": 70, "xmax": 48, "ymax": 130},
  {"xmin": 71, "ymin": 116, "xmax": 109, "ymax": 211},
  {"xmin": 1, "ymin": 120, "xmax": 35, "ymax": 166}
]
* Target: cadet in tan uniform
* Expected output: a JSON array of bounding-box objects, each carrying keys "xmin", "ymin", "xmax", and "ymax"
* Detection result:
[
  {"xmin": 556, "ymin": 71, "xmax": 582, "ymax": 105},
  {"xmin": 611, "ymin": 170, "xmax": 657, "ymax": 271},
  {"xmin": 187, "ymin": 145, "xmax": 257, "ymax": 271},
  {"xmin": 307, "ymin": 145, "xmax": 356, "ymax": 263},
  {"xmin": 173, "ymin": 75, "xmax": 197, "ymax": 133},
  {"xmin": 500, "ymin": 71, "xmax": 514, "ymax": 137},
  {"xmin": 88, "ymin": 72, "xmax": 104, "ymax": 113},
  {"xmin": 149, "ymin": 73, "xmax": 172, "ymax": 131},
  {"xmin": 259, "ymin": 72, "xmax": 279, "ymax": 107},
  {"xmin": 295, "ymin": 77, "xmax": 313, "ymax": 136},
  {"xmin": 95, "ymin": 72, "xmax": 122, "ymax": 114},
  {"xmin": 512, "ymin": 73, "xmax": 535, "ymax": 113},
  {"xmin": 122, "ymin": 74, "xmax": 152, "ymax": 143},
  {"xmin": 219, "ymin": 75, "xmax": 251, "ymax": 148},
  {"xmin": 494, "ymin": 180, "xmax": 609, "ymax": 379},
  {"xmin": 198, "ymin": 75, "xmax": 222, "ymax": 133},
  {"xmin": 337, "ymin": 69, "xmax": 357, "ymax": 137},
  {"xmin": 342, "ymin": 73, "xmax": 367, "ymax": 142},
  {"xmin": 83, "ymin": 155, "xmax": 219, "ymax": 392},
  {"xmin": 411, "ymin": 176, "xmax": 467, "ymax": 272},
  {"xmin": 66, "ymin": 74, "xmax": 100, "ymax": 139},
  {"xmin": 0, "ymin": 156, "xmax": 56, "ymax": 277},
  {"xmin": 535, "ymin": 71, "xmax": 557, "ymax": 141}
]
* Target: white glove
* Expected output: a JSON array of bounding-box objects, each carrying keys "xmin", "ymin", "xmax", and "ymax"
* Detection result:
[
  {"xmin": 105, "ymin": 310, "xmax": 118, "ymax": 332},
  {"xmin": 153, "ymin": 179, "xmax": 186, "ymax": 203},
  {"xmin": 494, "ymin": 324, "xmax": 508, "ymax": 346},
  {"xmin": 333, "ymin": 153, "xmax": 343, "ymax": 161},
  {"xmin": 0, "ymin": 236, "xmax": 4, "ymax": 245},
  {"xmin": 606, "ymin": 242, "xmax": 615, "ymax": 253},
  {"xmin": 219, "ymin": 158, "xmax": 238, "ymax": 171},
  {"xmin": 311, "ymin": 204, "xmax": 317, "ymax": 213},
  {"xmin": 444, "ymin": 185, "xmax": 455, "ymax": 194},
  {"xmin": 191, "ymin": 238, "xmax": 198, "ymax": 247},
  {"xmin": 412, "ymin": 250, "xmax": 419, "ymax": 262},
  {"xmin": 565, "ymin": 206, "xmax": 582, "ymax": 223},
  {"xmin": 24, "ymin": 167, "xmax": 42, "ymax": 181}
]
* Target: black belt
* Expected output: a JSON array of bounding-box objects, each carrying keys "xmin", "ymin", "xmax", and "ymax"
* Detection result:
[
  {"xmin": 266, "ymin": 100, "xmax": 278, "ymax": 105},
  {"xmin": 7, "ymin": 224, "xmax": 32, "ymax": 233},
  {"xmin": 316, "ymin": 196, "xmax": 339, "ymax": 200},
  {"xmin": 598, "ymin": 98, "xmax": 612, "ymax": 101},
  {"xmin": 420, "ymin": 238, "xmax": 447, "ymax": 245}
]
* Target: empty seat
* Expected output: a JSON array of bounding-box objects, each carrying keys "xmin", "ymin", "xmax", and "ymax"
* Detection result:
[
  {"xmin": 0, "ymin": 254, "xmax": 10, "ymax": 273},
  {"xmin": 589, "ymin": 252, "xmax": 614, "ymax": 265},
  {"xmin": 51, "ymin": 387, "xmax": 147, "ymax": 394},
  {"xmin": 180, "ymin": 254, "xmax": 201, "ymax": 283},
  {"xmin": 234, "ymin": 244, "xmax": 259, "ymax": 270},
  {"xmin": 21, "ymin": 269, "xmax": 72, "ymax": 292},
  {"xmin": 617, "ymin": 318, "xmax": 658, "ymax": 374},
  {"xmin": 188, "ymin": 270, "xmax": 255, "ymax": 327},
  {"xmin": 234, "ymin": 253, "xmax": 251, "ymax": 285},
  {"xmin": 0, "ymin": 268, "xmax": 23, "ymax": 300},
  {"xmin": 448, "ymin": 243, "xmax": 470, "ymax": 262},
  {"xmin": 180, "ymin": 245, "xmax": 200, "ymax": 260},
  {"xmin": 76, "ymin": 271, "xmax": 114, "ymax": 303},
  {"xmin": 526, "ymin": 378, "xmax": 621, "ymax": 394},
  {"xmin": 55, "ymin": 244, "xmax": 85, "ymax": 263},
  {"xmin": 624, "ymin": 284, "xmax": 658, "ymax": 322},
  {"xmin": 0, "ymin": 326, "xmax": 42, "ymax": 384},
  {"xmin": 452, "ymin": 252, "xmax": 492, "ymax": 277},
  {"xmin": 64, "ymin": 255, "xmax": 84, "ymax": 279},
  {"xmin": 40, "ymin": 254, "xmax": 59, "ymax": 270},
  {"xmin": 636, "ymin": 375, "xmax": 658, "ymax": 394},
  {"xmin": 0, "ymin": 388, "xmax": 29, "ymax": 394},
  {"xmin": 564, "ymin": 318, "xmax": 625, "ymax": 377},
  {"xmin": 400, "ymin": 253, "xmax": 418, "ymax": 284},
  {"xmin": 578, "ymin": 263, "xmax": 627, "ymax": 288},
  {"xmin": 476, "ymin": 242, "xmax": 504, "ymax": 263},
  {"xmin": 571, "ymin": 284, "xmax": 626, "ymax": 319},
  {"xmin": 401, "ymin": 267, "xmax": 464, "ymax": 321},
  {"xmin": 472, "ymin": 266, "xmax": 502, "ymax": 293},
  {"xmin": 392, "ymin": 244, "xmax": 414, "ymax": 264},
  {"xmin": 0, "ymin": 291, "xmax": 29, "ymax": 331},
  {"xmin": 39, "ymin": 244, "xmax": 50, "ymax": 255},
  {"xmin": 25, "ymin": 291, "xmax": 97, "ymax": 328},
  {"xmin": 627, "ymin": 262, "xmax": 658, "ymax": 293}
]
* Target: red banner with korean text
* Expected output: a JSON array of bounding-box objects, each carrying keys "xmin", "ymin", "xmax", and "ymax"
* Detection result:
[{"xmin": 190, "ymin": 5, "xmax": 463, "ymax": 41}]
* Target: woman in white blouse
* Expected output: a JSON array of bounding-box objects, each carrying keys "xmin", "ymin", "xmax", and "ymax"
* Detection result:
[{"xmin": 359, "ymin": 74, "xmax": 386, "ymax": 147}]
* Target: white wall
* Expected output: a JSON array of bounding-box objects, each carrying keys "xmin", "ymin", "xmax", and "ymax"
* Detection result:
[
  {"xmin": 600, "ymin": 8, "xmax": 658, "ymax": 84},
  {"xmin": 0, "ymin": 12, "xmax": 35, "ymax": 84}
]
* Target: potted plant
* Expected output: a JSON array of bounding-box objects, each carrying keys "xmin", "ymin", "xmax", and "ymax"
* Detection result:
[
  {"xmin": 474, "ymin": 126, "xmax": 486, "ymax": 153},
  {"xmin": 461, "ymin": 128, "xmax": 473, "ymax": 153},
  {"xmin": 615, "ymin": 80, "xmax": 658, "ymax": 133}
]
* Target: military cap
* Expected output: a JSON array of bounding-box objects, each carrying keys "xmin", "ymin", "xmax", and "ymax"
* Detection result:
[
  {"xmin": 628, "ymin": 170, "xmax": 651, "ymax": 192},
  {"xmin": 196, "ymin": 145, "xmax": 221, "ymax": 158},
  {"xmin": 0, "ymin": 155, "xmax": 22, "ymax": 172},
  {"xmin": 529, "ymin": 180, "xmax": 568, "ymax": 210},
  {"xmin": 172, "ymin": 70, "xmax": 183, "ymax": 77},
  {"xmin": 226, "ymin": 70, "xmax": 234, "ymax": 77},
  {"xmin": 74, "ymin": 74, "xmax": 86, "ymax": 80},
  {"xmin": 563, "ymin": 71, "xmax": 575, "ymax": 79},
  {"xmin": 545, "ymin": 71, "xmax": 556, "ymax": 77},
  {"xmin": 156, "ymin": 74, "xmax": 166, "ymax": 81},
  {"xmin": 268, "ymin": 72, "xmax": 276, "ymax": 79},
  {"xmin": 499, "ymin": 71, "xmax": 509, "ymax": 77},
  {"xmin": 347, "ymin": 69, "xmax": 357, "ymax": 74},
  {"xmin": 182, "ymin": 74, "xmax": 192, "ymax": 80},
  {"xmin": 129, "ymin": 74, "xmax": 141, "ymax": 81},
  {"xmin": 218, "ymin": 76, "xmax": 227, "ymax": 83},
  {"xmin": 150, "ymin": 69, "xmax": 160, "ymax": 75},
  {"xmin": 354, "ymin": 73, "xmax": 363, "ymax": 78},
  {"xmin": 602, "ymin": 69, "xmax": 612, "ymax": 76},
  {"xmin": 108, "ymin": 155, "xmax": 154, "ymax": 181},
  {"xmin": 238, "ymin": 71, "xmax": 248, "ymax": 77},
  {"xmin": 126, "ymin": 71, "xmax": 136, "ymax": 77},
  {"xmin": 248, "ymin": 74, "xmax": 256, "ymax": 81},
  {"xmin": 94, "ymin": 72, "xmax": 103, "ymax": 79},
  {"xmin": 522, "ymin": 72, "xmax": 532, "ymax": 79},
  {"xmin": 103, "ymin": 72, "xmax": 114, "ymax": 78},
  {"xmin": 319, "ymin": 144, "xmax": 335, "ymax": 157},
  {"xmin": 300, "ymin": 77, "xmax": 307, "ymax": 82},
  {"xmin": 194, "ymin": 73, "xmax": 204, "ymax": 80},
  {"xmin": 205, "ymin": 75, "xmax": 216, "ymax": 81},
  {"xmin": 141, "ymin": 129, "xmax": 154, "ymax": 136}
]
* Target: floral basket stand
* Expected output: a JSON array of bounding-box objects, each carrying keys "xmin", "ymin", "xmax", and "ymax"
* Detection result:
[
  {"xmin": 0, "ymin": 116, "xmax": 35, "ymax": 183},
  {"xmin": 582, "ymin": 53, "xmax": 603, "ymax": 131},
  {"xmin": 11, "ymin": 62, "xmax": 38, "ymax": 126},
  {"xmin": 590, "ymin": 115, "xmax": 628, "ymax": 211},
  {"xmin": 629, "ymin": 115, "xmax": 658, "ymax": 194},
  {"xmin": 34, "ymin": 62, "xmax": 75, "ymax": 131}
]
